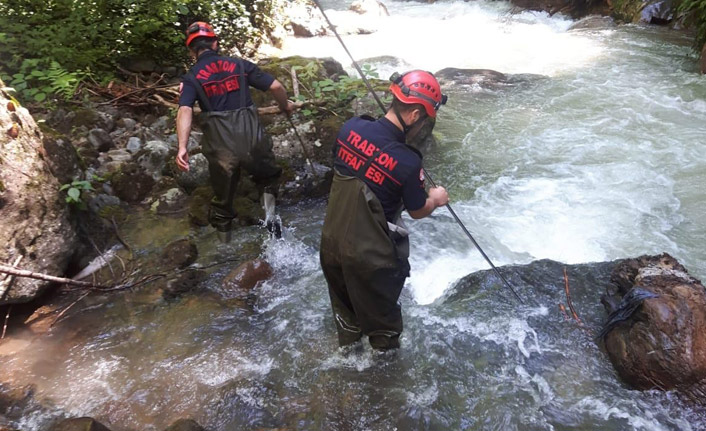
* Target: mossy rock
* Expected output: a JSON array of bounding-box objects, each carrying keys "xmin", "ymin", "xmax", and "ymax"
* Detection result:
[
  {"xmin": 188, "ymin": 186, "xmax": 213, "ymax": 227},
  {"xmin": 71, "ymin": 109, "xmax": 102, "ymax": 129},
  {"xmin": 161, "ymin": 238, "xmax": 198, "ymax": 269},
  {"xmin": 111, "ymin": 163, "xmax": 155, "ymax": 203},
  {"xmin": 611, "ymin": 0, "xmax": 645, "ymax": 22}
]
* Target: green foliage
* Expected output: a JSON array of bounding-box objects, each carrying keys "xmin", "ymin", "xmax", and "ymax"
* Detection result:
[
  {"xmin": 678, "ymin": 0, "xmax": 706, "ymax": 50},
  {"xmin": 0, "ymin": 0, "xmax": 283, "ymax": 103},
  {"xmin": 1, "ymin": 60, "xmax": 84, "ymax": 103},
  {"xmin": 60, "ymin": 180, "xmax": 94, "ymax": 205},
  {"xmin": 293, "ymin": 61, "xmax": 386, "ymax": 118}
]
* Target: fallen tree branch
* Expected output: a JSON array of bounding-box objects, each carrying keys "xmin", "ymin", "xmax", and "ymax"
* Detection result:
[
  {"xmin": 0, "ymin": 265, "xmax": 110, "ymax": 289},
  {"xmin": 0, "ymin": 255, "xmax": 23, "ymax": 300}
]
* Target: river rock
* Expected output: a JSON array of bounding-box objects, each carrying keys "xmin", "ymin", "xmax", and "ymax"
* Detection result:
[
  {"xmin": 350, "ymin": 0, "xmax": 389, "ymax": 16},
  {"xmin": 87, "ymin": 128, "xmax": 114, "ymax": 152},
  {"xmin": 0, "ymin": 83, "xmax": 78, "ymax": 305},
  {"xmin": 49, "ymin": 417, "xmax": 112, "ymax": 431},
  {"xmin": 436, "ymin": 68, "xmax": 546, "ymax": 91},
  {"xmin": 287, "ymin": 2, "xmax": 328, "ymax": 37},
  {"xmin": 640, "ymin": 0, "xmax": 674, "ymax": 24},
  {"xmin": 188, "ymin": 186, "xmax": 213, "ymax": 227},
  {"xmin": 116, "ymin": 117, "xmax": 137, "ymax": 132},
  {"xmin": 174, "ymin": 153, "xmax": 210, "ymax": 193},
  {"xmin": 163, "ymin": 419, "xmax": 205, "ymax": 431},
  {"xmin": 111, "ymin": 163, "xmax": 155, "ymax": 203},
  {"xmin": 126, "ymin": 136, "xmax": 142, "ymax": 154},
  {"xmin": 161, "ymin": 239, "xmax": 198, "ymax": 269},
  {"xmin": 223, "ymin": 259, "xmax": 273, "ymax": 291},
  {"xmin": 137, "ymin": 140, "xmax": 171, "ymax": 179},
  {"xmin": 41, "ymin": 136, "xmax": 82, "ymax": 185},
  {"xmin": 87, "ymin": 194, "xmax": 122, "ymax": 216},
  {"xmin": 600, "ymin": 253, "xmax": 706, "ymax": 391},
  {"xmin": 568, "ymin": 15, "xmax": 617, "ymax": 30},
  {"xmin": 151, "ymin": 188, "xmax": 188, "ymax": 215},
  {"xmin": 163, "ymin": 269, "xmax": 207, "ymax": 300}
]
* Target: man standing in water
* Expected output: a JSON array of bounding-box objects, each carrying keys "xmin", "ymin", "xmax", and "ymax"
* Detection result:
[
  {"xmin": 176, "ymin": 21, "xmax": 295, "ymax": 240},
  {"xmin": 320, "ymin": 70, "xmax": 449, "ymax": 351}
]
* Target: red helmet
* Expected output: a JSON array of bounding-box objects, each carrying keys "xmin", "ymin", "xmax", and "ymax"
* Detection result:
[
  {"xmin": 389, "ymin": 70, "xmax": 447, "ymax": 118},
  {"xmin": 185, "ymin": 21, "xmax": 217, "ymax": 47}
]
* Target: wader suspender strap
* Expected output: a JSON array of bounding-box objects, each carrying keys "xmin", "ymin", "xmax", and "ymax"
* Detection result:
[{"xmin": 186, "ymin": 57, "xmax": 248, "ymax": 112}]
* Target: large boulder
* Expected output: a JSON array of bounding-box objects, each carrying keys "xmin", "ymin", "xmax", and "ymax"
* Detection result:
[
  {"xmin": 509, "ymin": 0, "xmax": 611, "ymax": 18},
  {"xmin": 640, "ymin": 0, "xmax": 675, "ymax": 24},
  {"xmin": 0, "ymin": 84, "xmax": 78, "ymax": 305},
  {"xmin": 600, "ymin": 254, "xmax": 706, "ymax": 392},
  {"xmin": 41, "ymin": 135, "xmax": 82, "ymax": 185},
  {"xmin": 49, "ymin": 417, "xmax": 112, "ymax": 431}
]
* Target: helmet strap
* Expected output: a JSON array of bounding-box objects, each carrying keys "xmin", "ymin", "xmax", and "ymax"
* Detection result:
[
  {"xmin": 392, "ymin": 106, "xmax": 412, "ymax": 135},
  {"xmin": 392, "ymin": 105, "xmax": 426, "ymax": 137}
]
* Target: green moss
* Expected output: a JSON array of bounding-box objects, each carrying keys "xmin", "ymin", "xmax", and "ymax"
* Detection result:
[
  {"xmin": 611, "ymin": 0, "xmax": 644, "ymax": 22},
  {"xmin": 71, "ymin": 108, "xmax": 101, "ymax": 129},
  {"xmin": 97, "ymin": 204, "xmax": 127, "ymax": 221}
]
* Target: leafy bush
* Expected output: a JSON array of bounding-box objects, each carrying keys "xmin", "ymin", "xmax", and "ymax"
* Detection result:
[
  {"xmin": 292, "ymin": 61, "xmax": 388, "ymax": 118},
  {"xmin": 0, "ymin": 0, "xmax": 285, "ymax": 103},
  {"xmin": 2, "ymin": 60, "xmax": 84, "ymax": 103},
  {"xmin": 678, "ymin": 0, "xmax": 706, "ymax": 51}
]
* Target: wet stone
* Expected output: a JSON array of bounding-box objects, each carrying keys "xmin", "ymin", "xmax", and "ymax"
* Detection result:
[
  {"xmin": 126, "ymin": 137, "xmax": 142, "ymax": 154},
  {"xmin": 222, "ymin": 259, "xmax": 273, "ymax": 291},
  {"xmin": 151, "ymin": 188, "xmax": 188, "ymax": 216},
  {"xmin": 161, "ymin": 238, "xmax": 198, "ymax": 269},
  {"xmin": 163, "ymin": 269, "xmax": 207, "ymax": 300},
  {"xmin": 163, "ymin": 419, "xmax": 205, "ymax": 431},
  {"xmin": 49, "ymin": 417, "xmax": 113, "ymax": 431}
]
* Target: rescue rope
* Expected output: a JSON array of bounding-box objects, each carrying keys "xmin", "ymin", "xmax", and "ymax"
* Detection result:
[{"xmin": 311, "ymin": 0, "xmax": 525, "ymax": 304}]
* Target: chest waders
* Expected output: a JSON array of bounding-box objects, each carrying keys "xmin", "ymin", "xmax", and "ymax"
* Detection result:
[
  {"xmin": 320, "ymin": 170, "xmax": 410, "ymax": 350},
  {"xmin": 186, "ymin": 58, "xmax": 282, "ymax": 233}
]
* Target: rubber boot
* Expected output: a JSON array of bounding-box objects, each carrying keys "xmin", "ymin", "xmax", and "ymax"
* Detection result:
[
  {"xmin": 262, "ymin": 193, "xmax": 282, "ymax": 239},
  {"xmin": 216, "ymin": 220, "xmax": 233, "ymax": 244}
]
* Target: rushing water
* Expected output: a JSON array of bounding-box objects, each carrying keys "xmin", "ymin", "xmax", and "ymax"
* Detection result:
[{"xmin": 3, "ymin": 1, "xmax": 706, "ymax": 430}]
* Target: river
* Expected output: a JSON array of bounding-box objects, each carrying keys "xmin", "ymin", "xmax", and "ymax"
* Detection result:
[{"xmin": 3, "ymin": 0, "xmax": 706, "ymax": 429}]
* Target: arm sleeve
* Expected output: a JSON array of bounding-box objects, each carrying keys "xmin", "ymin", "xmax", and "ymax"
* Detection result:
[
  {"xmin": 243, "ymin": 60, "xmax": 275, "ymax": 91},
  {"xmin": 178, "ymin": 77, "xmax": 197, "ymax": 107},
  {"xmin": 401, "ymin": 161, "xmax": 427, "ymax": 212}
]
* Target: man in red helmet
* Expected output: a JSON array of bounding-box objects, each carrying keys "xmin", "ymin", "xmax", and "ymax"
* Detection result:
[
  {"xmin": 320, "ymin": 70, "xmax": 449, "ymax": 351},
  {"xmin": 176, "ymin": 21, "xmax": 295, "ymax": 240}
]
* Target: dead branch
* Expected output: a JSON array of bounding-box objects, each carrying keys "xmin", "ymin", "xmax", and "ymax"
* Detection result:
[
  {"xmin": 0, "ymin": 264, "xmax": 110, "ymax": 289},
  {"xmin": 50, "ymin": 291, "xmax": 91, "ymax": 328},
  {"xmin": 0, "ymin": 255, "xmax": 23, "ymax": 300}
]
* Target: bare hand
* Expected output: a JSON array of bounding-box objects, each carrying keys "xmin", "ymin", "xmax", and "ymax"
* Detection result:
[
  {"xmin": 281, "ymin": 100, "xmax": 296, "ymax": 116},
  {"xmin": 428, "ymin": 186, "xmax": 449, "ymax": 207},
  {"xmin": 176, "ymin": 148, "xmax": 190, "ymax": 172}
]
